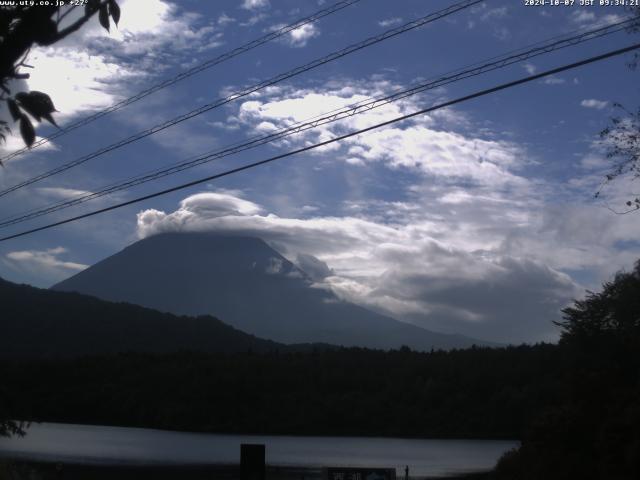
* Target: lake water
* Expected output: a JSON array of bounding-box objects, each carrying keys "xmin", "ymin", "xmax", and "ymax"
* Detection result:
[{"xmin": 0, "ymin": 423, "xmax": 518, "ymax": 477}]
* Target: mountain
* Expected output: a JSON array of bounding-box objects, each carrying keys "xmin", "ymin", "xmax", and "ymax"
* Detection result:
[
  {"xmin": 53, "ymin": 232, "xmax": 485, "ymax": 350},
  {"xmin": 0, "ymin": 276, "xmax": 286, "ymax": 358}
]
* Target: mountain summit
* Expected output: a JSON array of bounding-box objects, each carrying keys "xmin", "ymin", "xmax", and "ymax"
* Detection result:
[{"xmin": 53, "ymin": 232, "xmax": 484, "ymax": 350}]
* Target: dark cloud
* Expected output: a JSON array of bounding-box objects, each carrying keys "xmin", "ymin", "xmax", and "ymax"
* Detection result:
[{"xmin": 296, "ymin": 253, "xmax": 334, "ymax": 281}]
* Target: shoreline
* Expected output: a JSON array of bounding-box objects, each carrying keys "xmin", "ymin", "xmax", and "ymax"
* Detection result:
[
  {"xmin": 9, "ymin": 420, "xmax": 519, "ymax": 442},
  {"xmin": 1, "ymin": 459, "xmax": 492, "ymax": 480}
]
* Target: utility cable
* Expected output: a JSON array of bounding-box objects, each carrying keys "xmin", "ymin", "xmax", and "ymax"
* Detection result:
[
  {"xmin": 0, "ymin": 0, "xmax": 482, "ymax": 198},
  {"xmin": 1, "ymin": 41, "xmax": 638, "ymax": 243},
  {"xmin": 0, "ymin": 16, "xmax": 633, "ymax": 229},
  {"xmin": 0, "ymin": 0, "xmax": 363, "ymax": 165}
]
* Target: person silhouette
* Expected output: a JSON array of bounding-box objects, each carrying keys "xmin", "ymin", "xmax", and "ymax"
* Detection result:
[{"xmin": 404, "ymin": 466, "xmax": 409, "ymax": 480}]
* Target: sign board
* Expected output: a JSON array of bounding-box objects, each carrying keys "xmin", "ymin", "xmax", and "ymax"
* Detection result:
[
  {"xmin": 241, "ymin": 443, "xmax": 265, "ymax": 480},
  {"xmin": 324, "ymin": 467, "xmax": 397, "ymax": 480}
]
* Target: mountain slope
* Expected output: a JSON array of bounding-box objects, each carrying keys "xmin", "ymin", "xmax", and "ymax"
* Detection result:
[
  {"xmin": 0, "ymin": 276, "xmax": 285, "ymax": 358},
  {"xmin": 53, "ymin": 232, "xmax": 485, "ymax": 350}
]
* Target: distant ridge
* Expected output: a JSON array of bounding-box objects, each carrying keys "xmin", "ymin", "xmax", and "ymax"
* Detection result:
[
  {"xmin": 53, "ymin": 232, "xmax": 488, "ymax": 350},
  {"xmin": 0, "ymin": 276, "xmax": 289, "ymax": 358}
]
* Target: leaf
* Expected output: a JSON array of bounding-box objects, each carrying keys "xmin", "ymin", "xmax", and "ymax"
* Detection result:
[
  {"xmin": 15, "ymin": 91, "xmax": 58, "ymax": 125},
  {"xmin": 0, "ymin": 10, "xmax": 9, "ymax": 38},
  {"xmin": 33, "ymin": 17, "xmax": 58, "ymax": 45},
  {"xmin": 42, "ymin": 112, "xmax": 58, "ymax": 127},
  {"xmin": 19, "ymin": 116, "xmax": 35, "ymax": 147},
  {"xmin": 7, "ymin": 99, "xmax": 21, "ymax": 121},
  {"xmin": 108, "ymin": 0, "xmax": 121, "ymax": 26},
  {"xmin": 99, "ymin": 3, "xmax": 110, "ymax": 31},
  {"xmin": 85, "ymin": 0, "xmax": 100, "ymax": 16}
]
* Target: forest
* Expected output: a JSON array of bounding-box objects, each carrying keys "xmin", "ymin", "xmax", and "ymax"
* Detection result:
[
  {"xmin": 1, "ymin": 261, "xmax": 639, "ymax": 479},
  {"xmin": 1, "ymin": 344, "xmax": 563, "ymax": 440}
]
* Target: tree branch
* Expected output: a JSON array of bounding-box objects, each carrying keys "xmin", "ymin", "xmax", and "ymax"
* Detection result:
[{"xmin": 38, "ymin": 2, "xmax": 108, "ymax": 46}]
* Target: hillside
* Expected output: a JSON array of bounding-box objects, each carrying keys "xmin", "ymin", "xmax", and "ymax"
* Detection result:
[
  {"xmin": 53, "ymin": 232, "xmax": 486, "ymax": 350},
  {"xmin": 0, "ymin": 277, "xmax": 284, "ymax": 358}
]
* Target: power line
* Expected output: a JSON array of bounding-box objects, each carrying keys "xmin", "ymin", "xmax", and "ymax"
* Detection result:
[
  {"xmin": 0, "ymin": 0, "xmax": 482, "ymax": 198},
  {"xmin": 0, "ymin": 17, "xmax": 633, "ymax": 229},
  {"xmin": 0, "ymin": 0, "xmax": 362, "ymax": 165},
  {"xmin": 1, "ymin": 42, "xmax": 638, "ymax": 243}
]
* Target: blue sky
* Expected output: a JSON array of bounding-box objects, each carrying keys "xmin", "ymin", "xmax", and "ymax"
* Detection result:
[{"xmin": 0, "ymin": 0, "xmax": 638, "ymax": 343}]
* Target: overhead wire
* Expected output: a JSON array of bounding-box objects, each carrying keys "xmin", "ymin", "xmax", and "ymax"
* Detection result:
[
  {"xmin": 0, "ymin": 0, "xmax": 363, "ymax": 165},
  {"xmin": 1, "ymin": 41, "xmax": 638, "ymax": 243},
  {"xmin": 0, "ymin": 16, "xmax": 634, "ymax": 229},
  {"xmin": 0, "ymin": 16, "xmax": 635, "ymax": 229},
  {"xmin": 0, "ymin": 0, "xmax": 483, "ymax": 198}
]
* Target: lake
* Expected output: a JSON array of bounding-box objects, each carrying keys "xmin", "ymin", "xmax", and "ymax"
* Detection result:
[{"xmin": 0, "ymin": 423, "xmax": 518, "ymax": 478}]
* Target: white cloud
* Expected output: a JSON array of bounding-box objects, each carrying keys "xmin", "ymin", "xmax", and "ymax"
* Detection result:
[
  {"xmin": 116, "ymin": 77, "xmax": 639, "ymax": 343},
  {"xmin": 544, "ymin": 75, "xmax": 566, "ymax": 85},
  {"xmin": 218, "ymin": 13, "xmax": 236, "ymax": 26},
  {"xmin": 523, "ymin": 63, "xmax": 537, "ymax": 75},
  {"xmin": 267, "ymin": 23, "xmax": 320, "ymax": 48},
  {"xmin": 581, "ymin": 99, "xmax": 609, "ymax": 110},
  {"xmin": 570, "ymin": 10, "xmax": 596, "ymax": 24},
  {"xmin": 192, "ymin": 78, "xmax": 639, "ymax": 276},
  {"xmin": 135, "ymin": 190, "xmax": 585, "ymax": 343},
  {"xmin": 17, "ymin": 0, "xmax": 223, "ymax": 128},
  {"xmin": 378, "ymin": 17, "xmax": 403, "ymax": 27},
  {"xmin": 18, "ymin": 48, "xmax": 140, "ymax": 124},
  {"xmin": 240, "ymin": 12, "xmax": 269, "ymax": 27},
  {"xmin": 5, "ymin": 247, "xmax": 88, "ymax": 282},
  {"xmin": 0, "ymin": 131, "xmax": 58, "ymax": 160},
  {"xmin": 579, "ymin": 154, "xmax": 609, "ymax": 170},
  {"xmin": 481, "ymin": 7, "xmax": 508, "ymax": 21},
  {"xmin": 242, "ymin": 0, "xmax": 270, "ymax": 10},
  {"xmin": 569, "ymin": 9, "xmax": 625, "ymax": 28},
  {"xmin": 288, "ymin": 23, "xmax": 320, "ymax": 47},
  {"xmin": 36, "ymin": 187, "xmax": 93, "ymax": 200},
  {"xmin": 233, "ymin": 83, "xmax": 526, "ymax": 188}
]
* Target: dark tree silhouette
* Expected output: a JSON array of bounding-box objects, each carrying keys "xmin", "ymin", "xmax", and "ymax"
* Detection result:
[
  {"xmin": 0, "ymin": 0, "xmax": 119, "ymax": 436},
  {"xmin": 495, "ymin": 259, "xmax": 640, "ymax": 480},
  {"xmin": 556, "ymin": 260, "xmax": 640, "ymax": 339},
  {"xmin": 0, "ymin": 0, "xmax": 120, "ymax": 153}
]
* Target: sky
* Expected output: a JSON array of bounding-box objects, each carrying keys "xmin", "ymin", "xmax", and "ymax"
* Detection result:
[{"xmin": 0, "ymin": 0, "xmax": 639, "ymax": 344}]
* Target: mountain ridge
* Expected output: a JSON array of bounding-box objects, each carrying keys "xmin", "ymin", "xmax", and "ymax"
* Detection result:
[
  {"xmin": 52, "ymin": 232, "xmax": 490, "ymax": 350},
  {"xmin": 0, "ymin": 276, "xmax": 294, "ymax": 358}
]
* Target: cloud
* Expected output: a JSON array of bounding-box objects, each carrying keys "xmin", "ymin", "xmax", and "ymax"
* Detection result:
[
  {"xmin": 378, "ymin": 17, "xmax": 403, "ymax": 27},
  {"xmin": 36, "ymin": 187, "xmax": 93, "ymax": 200},
  {"xmin": 240, "ymin": 13, "xmax": 269, "ymax": 27},
  {"xmin": 267, "ymin": 23, "xmax": 320, "ymax": 48},
  {"xmin": 287, "ymin": 23, "xmax": 320, "ymax": 47},
  {"xmin": 242, "ymin": 0, "xmax": 270, "ymax": 10},
  {"xmin": 233, "ymin": 82, "xmax": 526, "ymax": 188},
  {"xmin": 296, "ymin": 253, "xmax": 334, "ymax": 280},
  {"xmin": 121, "ymin": 77, "xmax": 639, "ymax": 344},
  {"xmin": 4, "ymin": 247, "xmax": 88, "ymax": 285},
  {"xmin": 18, "ymin": 47, "xmax": 141, "ymax": 124},
  {"xmin": 523, "ymin": 63, "xmax": 537, "ymax": 75},
  {"xmin": 570, "ymin": 10, "xmax": 596, "ymax": 24},
  {"xmin": 543, "ymin": 76, "xmax": 566, "ymax": 85},
  {"xmin": 581, "ymin": 99, "xmax": 609, "ymax": 110},
  {"xmin": 217, "ymin": 13, "xmax": 236, "ymax": 26},
  {"xmin": 0, "ymin": 130, "xmax": 58, "ymax": 159},
  {"xmin": 481, "ymin": 7, "xmax": 508, "ymax": 21},
  {"xmin": 569, "ymin": 9, "xmax": 625, "ymax": 28},
  {"xmin": 135, "ymin": 190, "xmax": 584, "ymax": 344},
  {"xmin": 181, "ymin": 77, "xmax": 639, "ymax": 271},
  {"xmin": 579, "ymin": 154, "xmax": 609, "ymax": 170},
  {"xmin": 17, "ymin": 0, "xmax": 223, "ymax": 128},
  {"xmin": 377, "ymin": 254, "xmax": 577, "ymax": 343}
]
